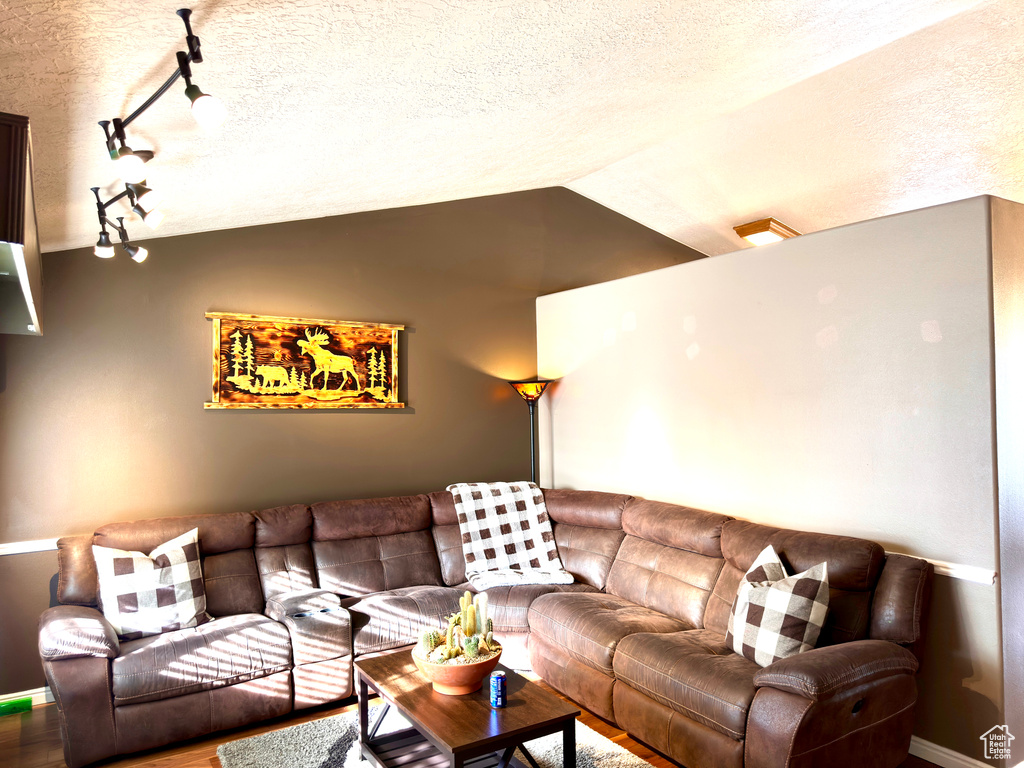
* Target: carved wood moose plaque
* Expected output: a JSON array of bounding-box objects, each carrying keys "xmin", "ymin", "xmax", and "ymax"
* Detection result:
[{"xmin": 205, "ymin": 312, "xmax": 404, "ymax": 409}]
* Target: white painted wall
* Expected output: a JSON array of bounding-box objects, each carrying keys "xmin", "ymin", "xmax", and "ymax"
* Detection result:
[{"xmin": 536, "ymin": 195, "xmax": 1003, "ymax": 761}]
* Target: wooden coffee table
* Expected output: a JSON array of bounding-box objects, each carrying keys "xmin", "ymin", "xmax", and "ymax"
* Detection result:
[{"xmin": 356, "ymin": 650, "xmax": 580, "ymax": 768}]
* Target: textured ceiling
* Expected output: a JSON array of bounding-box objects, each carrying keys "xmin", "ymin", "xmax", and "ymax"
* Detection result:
[{"xmin": 0, "ymin": 0, "xmax": 1020, "ymax": 256}]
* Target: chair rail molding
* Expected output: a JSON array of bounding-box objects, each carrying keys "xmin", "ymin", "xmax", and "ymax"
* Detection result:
[{"xmin": 0, "ymin": 538, "xmax": 58, "ymax": 556}]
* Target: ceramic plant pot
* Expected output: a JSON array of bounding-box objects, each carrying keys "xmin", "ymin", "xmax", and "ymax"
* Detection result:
[{"xmin": 412, "ymin": 650, "xmax": 503, "ymax": 695}]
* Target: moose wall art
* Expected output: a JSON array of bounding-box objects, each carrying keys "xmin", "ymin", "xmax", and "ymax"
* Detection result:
[{"xmin": 205, "ymin": 312, "xmax": 404, "ymax": 409}]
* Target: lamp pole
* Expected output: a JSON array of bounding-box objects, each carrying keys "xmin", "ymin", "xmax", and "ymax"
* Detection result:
[
  {"xmin": 528, "ymin": 398, "xmax": 537, "ymax": 484},
  {"xmin": 508, "ymin": 379, "xmax": 552, "ymax": 486}
]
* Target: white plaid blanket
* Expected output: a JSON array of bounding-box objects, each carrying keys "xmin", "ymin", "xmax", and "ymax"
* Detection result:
[{"xmin": 447, "ymin": 481, "xmax": 574, "ymax": 591}]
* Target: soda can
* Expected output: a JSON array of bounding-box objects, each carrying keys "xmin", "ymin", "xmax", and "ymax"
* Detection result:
[{"xmin": 489, "ymin": 671, "xmax": 506, "ymax": 708}]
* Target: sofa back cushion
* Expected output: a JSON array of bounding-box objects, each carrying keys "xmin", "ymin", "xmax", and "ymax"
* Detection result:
[
  {"xmin": 428, "ymin": 491, "xmax": 466, "ymax": 586},
  {"xmin": 605, "ymin": 500, "xmax": 729, "ymax": 627},
  {"xmin": 546, "ymin": 490, "xmax": 629, "ymax": 590},
  {"xmin": 91, "ymin": 512, "xmax": 264, "ymax": 616},
  {"xmin": 253, "ymin": 504, "xmax": 317, "ymax": 599},
  {"xmin": 311, "ymin": 495, "xmax": 443, "ymax": 596},
  {"xmin": 705, "ymin": 520, "xmax": 885, "ymax": 645},
  {"xmin": 57, "ymin": 535, "xmax": 100, "ymax": 606}
]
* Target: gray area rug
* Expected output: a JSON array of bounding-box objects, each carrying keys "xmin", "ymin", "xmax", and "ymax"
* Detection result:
[{"xmin": 217, "ymin": 705, "xmax": 651, "ymax": 768}]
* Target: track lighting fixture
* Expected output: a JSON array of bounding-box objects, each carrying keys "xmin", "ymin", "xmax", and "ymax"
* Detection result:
[
  {"xmin": 94, "ymin": 230, "xmax": 115, "ymax": 259},
  {"xmin": 125, "ymin": 183, "xmax": 162, "ymax": 213},
  {"xmin": 132, "ymin": 201, "xmax": 165, "ymax": 230},
  {"xmin": 88, "ymin": 8, "xmax": 223, "ymax": 262},
  {"xmin": 116, "ymin": 218, "xmax": 149, "ymax": 263},
  {"xmin": 176, "ymin": 50, "xmax": 226, "ymax": 130},
  {"xmin": 91, "ymin": 188, "xmax": 149, "ymax": 264}
]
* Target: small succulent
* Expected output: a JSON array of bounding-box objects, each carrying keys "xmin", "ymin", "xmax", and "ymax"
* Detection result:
[
  {"xmin": 464, "ymin": 635, "xmax": 480, "ymax": 659},
  {"xmin": 419, "ymin": 629, "xmax": 442, "ymax": 654}
]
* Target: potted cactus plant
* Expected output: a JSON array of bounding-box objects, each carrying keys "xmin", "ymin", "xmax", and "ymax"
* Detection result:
[{"xmin": 412, "ymin": 591, "xmax": 503, "ymax": 695}]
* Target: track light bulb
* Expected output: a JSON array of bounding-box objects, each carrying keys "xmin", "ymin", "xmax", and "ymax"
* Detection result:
[
  {"xmin": 185, "ymin": 84, "xmax": 226, "ymax": 129},
  {"xmin": 126, "ymin": 244, "xmax": 149, "ymax": 263},
  {"xmin": 128, "ymin": 183, "xmax": 162, "ymax": 213},
  {"xmin": 115, "ymin": 147, "xmax": 147, "ymax": 184},
  {"xmin": 142, "ymin": 208, "xmax": 165, "ymax": 230},
  {"xmin": 94, "ymin": 231, "xmax": 115, "ymax": 258}
]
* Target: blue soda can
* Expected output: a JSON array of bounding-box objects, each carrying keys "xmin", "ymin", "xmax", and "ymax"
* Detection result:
[{"xmin": 489, "ymin": 671, "xmax": 506, "ymax": 708}]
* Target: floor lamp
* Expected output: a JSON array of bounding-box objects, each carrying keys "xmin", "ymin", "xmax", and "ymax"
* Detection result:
[{"xmin": 508, "ymin": 379, "xmax": 551, "ymax": 485}]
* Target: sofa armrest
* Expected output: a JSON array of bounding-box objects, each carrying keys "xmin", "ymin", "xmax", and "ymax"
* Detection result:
[
  {"xmin": 265, "ymin": 589, "xmax": 351, "ymax": 666},
  {"xmin": 753, "ymin": 639, "xmax": 919, "ymax": 702},
  {"xmin": 746, "ymin": 641, "xmax": 921, "ymax": 768},
  {"xmin": 39, "ymin": 606, "xmax": 119, "ymax": 661}
]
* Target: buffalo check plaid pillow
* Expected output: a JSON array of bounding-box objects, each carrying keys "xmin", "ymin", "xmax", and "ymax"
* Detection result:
[
  {"xmin": 725, "ymin": 544, "xmax": 829, "ymax": 667},
  {"xmin": 93, "ymin": 528, "xmax": 211, "ymax": 640},
  {"xmin": 447, "ymin": 481, "xmax": 574, "ymax": 591}
]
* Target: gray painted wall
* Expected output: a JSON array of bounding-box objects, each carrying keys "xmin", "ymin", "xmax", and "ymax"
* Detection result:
[{"xmin": 0, "ymin": 187, "xmax": 702, "ymax": 694}]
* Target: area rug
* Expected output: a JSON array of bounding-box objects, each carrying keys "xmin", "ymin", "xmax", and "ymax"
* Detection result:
[{"xmin": 217, "ymin": 705, "xmax": 652, "ymax": 768}]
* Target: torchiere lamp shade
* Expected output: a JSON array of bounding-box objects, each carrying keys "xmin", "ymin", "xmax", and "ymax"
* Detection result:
[
  {"xmin": 508, "ymin": 379, "xmax": 552, "ymax": 485},
  {"xmin": 509, "ymin": 379, "xmax": 550, "ymax": 403}
]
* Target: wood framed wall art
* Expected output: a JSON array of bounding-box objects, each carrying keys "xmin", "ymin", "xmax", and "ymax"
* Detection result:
[{"xmin": 205, "ymin": 312, "xmax": 404, "ymax": 409}]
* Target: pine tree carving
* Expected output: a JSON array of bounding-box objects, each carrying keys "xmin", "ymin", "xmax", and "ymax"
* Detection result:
[
  {"xmin": 230, "ymin": 329, "xmax": 244, "ymax": 378},
  {"xmin": 244, "ymin": 336, "xmax": 255, "ymax": 377}
]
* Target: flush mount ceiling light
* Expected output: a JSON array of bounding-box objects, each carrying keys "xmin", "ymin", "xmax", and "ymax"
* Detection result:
[
  {"xmin": 88, "ymin": 8, "xmax": 224, "ymax": 263},
  {"xmin": 733, "ymin": 218, "xmax": 801, "ymax": 246}
]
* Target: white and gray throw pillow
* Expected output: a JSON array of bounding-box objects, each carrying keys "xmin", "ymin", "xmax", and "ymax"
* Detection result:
[
  {"xmin": 725, "ymin": 544, "xmax": 829, "ymax": 667},
  {"xmin": 447, "ymin": 481, "xmax": 574, "ymax": 591},
  {"xmin": 93, "ymin": 528, "xmax": 211, "ymax": 640}
]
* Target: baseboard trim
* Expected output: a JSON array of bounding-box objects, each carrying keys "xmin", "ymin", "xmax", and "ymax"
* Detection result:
[
  {"xmin": 0, "ymin": 686, "xmax": 53, "ymax": 707},
  {"xmin": 910, "ymin": 736, "xmax": 991, "ymax": 768}
]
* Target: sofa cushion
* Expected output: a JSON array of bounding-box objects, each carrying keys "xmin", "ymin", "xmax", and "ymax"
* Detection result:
[
  {"xmin": 528, "ymin": 592, "xmax": 690, "ymax": 676},
  {"xmin": 255, "ymin": 544, "xmax": 317, "ymax": 600},
  {"xmin": 342, "ymin": 586, "xmax": 462, "ymax": 656},
  {"xmin": 544, "ymin": 489, "xmax": 632, "ymax": 530},
  {"xmin": 94, "ymin": 511, "xmax": 256, "ymax": 555},
  {"xmin": 311, "ymin": 495, "xmax": 432, "ymax": 540},
  {"xmin": 456, "ymin": 581, "xmax": 600, "ymax": 632},
  {"xmin": 554, "ymin": 523, "xmax": 625, "ymax": 590},
  {"xmin": 605, "ymin": 535, "xmax": 724, "ymax": 628},
  {"xmin": 614, "ymin": 630, "xmax": 760, "ymax": 741},
  {"xmin": 111, "ymin": 614, "xmax": 291, "ymax": 706},
  {"xmin": 432, "ymin": 523, "xmax": 466, "ymax": 587},
  {"xmin": 254, "ymin": 504, "xmax": 312, "ymax": 547},
  {"xmin": 621, "ymin": 499, "xmax": 729, "ymax": 557},
  {"xmin": 314, "ymin": 529, "xmax": 444, "ymax": 596}
]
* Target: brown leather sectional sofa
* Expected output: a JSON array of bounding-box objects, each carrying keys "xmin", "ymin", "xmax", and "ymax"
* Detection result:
[{"xmin": 38, "ymin": 489, "xmax": 932, "ymax": 768}]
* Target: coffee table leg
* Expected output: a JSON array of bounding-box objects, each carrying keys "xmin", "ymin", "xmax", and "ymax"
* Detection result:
[
  {"xmin": 562, "ymin": 721, "xmax": 576, "ymax": 768},
  {"xmin": 358, "ymin": 675, "xmax": 369, "ymax": 760}
]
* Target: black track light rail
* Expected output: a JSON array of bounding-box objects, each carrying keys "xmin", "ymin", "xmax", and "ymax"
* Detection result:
[
  {"xmin": 91, "ymin": 187, "xmax": 135, "ymax": 233},
  {"xmin": 89, "ymin": 8, "xmax": 221, "ymax": 262},
  {"xmin": 98, "ymin": 9, "xmax": 203, "ymax": 150}
]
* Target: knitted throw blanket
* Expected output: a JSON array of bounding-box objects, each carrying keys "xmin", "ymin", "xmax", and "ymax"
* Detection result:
[{"xmin": 447, "ymin": 481, "xmax": 574, "ymax": 591}]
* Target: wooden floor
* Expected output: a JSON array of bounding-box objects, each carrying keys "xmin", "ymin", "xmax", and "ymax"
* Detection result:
[{"xmin": 0, "ymin": 677, "xmax": 939, "ymax": 768}]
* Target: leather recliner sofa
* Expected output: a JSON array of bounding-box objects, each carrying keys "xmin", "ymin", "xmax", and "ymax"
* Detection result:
[{"xmin": 38, "ymin": 489, "xmax": 931, "ymax": 768}]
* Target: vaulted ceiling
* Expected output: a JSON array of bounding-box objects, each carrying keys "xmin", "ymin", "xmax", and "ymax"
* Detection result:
[{"xmin": 1, "ymin": 0, "xmax": 1021, "ymax": 257}]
